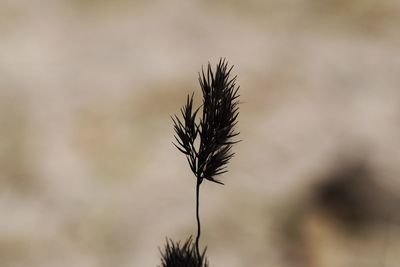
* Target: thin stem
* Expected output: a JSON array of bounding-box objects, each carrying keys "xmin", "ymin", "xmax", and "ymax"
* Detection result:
[{"xmin": 195, "ymin": 179, "xmax": 201, "ymax": 263}]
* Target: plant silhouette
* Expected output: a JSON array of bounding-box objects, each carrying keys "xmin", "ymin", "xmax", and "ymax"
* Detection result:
[
  {"xmin": 165, "ymin": 58, "xmax": 240, "ymax": 266},
  {"xmin": 160, "ymin": 237, "xmax": 209, "ymax": 267}
]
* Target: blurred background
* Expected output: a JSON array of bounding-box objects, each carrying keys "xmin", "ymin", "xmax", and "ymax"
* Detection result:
[{"xmin": 1, "ymin": 0, "xmax": 400, "ymax": 266}]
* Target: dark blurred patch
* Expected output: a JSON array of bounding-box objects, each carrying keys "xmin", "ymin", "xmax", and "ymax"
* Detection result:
[
  {"xmin": 277, "ymin": 156, "xmax": 400, "ymax": 267},
  {"xmin": 313, "ymin": 160, "xmax": 373, "ymax": 228},
  {"xmin": 311, "ymin": 158, "xmax": 399, "ymax": 231}
]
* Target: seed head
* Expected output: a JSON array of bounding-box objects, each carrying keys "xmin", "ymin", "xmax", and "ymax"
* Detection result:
[{"xmin": 172, "ymin": 59, "xmax": 240, "ymax": 185}]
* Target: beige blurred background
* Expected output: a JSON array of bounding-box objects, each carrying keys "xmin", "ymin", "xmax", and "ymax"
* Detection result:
[{"xmin": 1, "ymin": 0, "xmax": 400, "ymax": 266}]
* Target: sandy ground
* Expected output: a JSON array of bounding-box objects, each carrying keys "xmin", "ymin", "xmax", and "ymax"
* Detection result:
[{"xmin": 0, "ymin": 0, "xmax": 400, "ymax": 266}]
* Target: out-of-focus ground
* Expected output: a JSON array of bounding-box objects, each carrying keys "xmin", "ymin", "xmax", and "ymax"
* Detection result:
[{"xmin": 1, "ymin": 0, "xmax": 400, "ymax": 266}]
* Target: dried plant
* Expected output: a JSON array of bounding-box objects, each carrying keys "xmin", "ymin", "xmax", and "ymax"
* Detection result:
[
  {"xmin": 160, "ymin": 237, "xmax": 209, "ymax": 267},
  {"xmin": 171, "ymin": 58, "xmax": 240, "ymax": 263}
]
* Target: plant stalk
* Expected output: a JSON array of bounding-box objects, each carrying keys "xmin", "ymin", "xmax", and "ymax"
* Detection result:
[{"xmin": 195, "ymin": 179, "xmax": 201, "ymax": 262}]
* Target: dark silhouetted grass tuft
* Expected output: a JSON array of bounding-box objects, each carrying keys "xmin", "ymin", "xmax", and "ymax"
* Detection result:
[{"xmin": 160, "ymin": 237, "xmax": 209, "ymax": 267}]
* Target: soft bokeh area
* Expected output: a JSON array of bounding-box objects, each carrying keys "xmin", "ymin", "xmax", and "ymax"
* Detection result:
[{"xmin": 1, "ymin": 0, "xmax": 400, "ymax": 266}]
